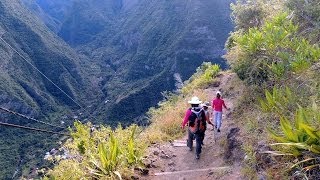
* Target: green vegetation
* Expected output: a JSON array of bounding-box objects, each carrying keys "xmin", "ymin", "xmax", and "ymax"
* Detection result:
[
  {"xmin": 84, "ymin": 0, "xmax": 233, "ymax": 125},
  {"xmin": 1, "ymin": 0, "xmax": 233, "ymax": 177},
  {"xmin": 227, "ymin": 12, "xmax": 320, "ymax": 85},
  {"xmin": 182, "ymin": 62, "xmax": 220, "ymax": 94},
  {"xmin": 8, "ymin": 0, "xmax": 320, "ymax": 178},
  {"xmin": 225, "ymin": 0, "xmax": 320, "ymax": 178},
  {"xmin": 43, "ymin": 63, "xmax": 221, "ymax": 179},
  {"xmin": 45, "ymin": 122, "xmax": 145, "ymax": 179},
  {"xmin": 0, "ymin": 1, "xmax": 103, "ymax": 178}
]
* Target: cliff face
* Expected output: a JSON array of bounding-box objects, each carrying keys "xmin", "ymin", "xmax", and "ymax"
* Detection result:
[{"xmin": 0, "ymin": 0, "xmax": 94, "ymax": 113}]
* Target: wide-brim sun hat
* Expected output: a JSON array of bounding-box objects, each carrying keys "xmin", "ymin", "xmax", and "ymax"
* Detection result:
[
  {"xmin": 216, "ymin": 91, "xmax": 221, "ymax": 95},
  {"xmin": 188, "ymin": 96, "xmax": 202, "ymax": 104}
]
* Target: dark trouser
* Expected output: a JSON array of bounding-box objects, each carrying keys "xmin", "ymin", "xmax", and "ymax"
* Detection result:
[
  {"xmin": 187, "ymin": 128, "xmax": 202, "ymax": 155},
  {"xmin": 200, "ymin": 131, "xmax": 205, "ymax": 144},
  {"xmin": 200, "ymin": 126, "xmax": 206, "ymax": 144}
]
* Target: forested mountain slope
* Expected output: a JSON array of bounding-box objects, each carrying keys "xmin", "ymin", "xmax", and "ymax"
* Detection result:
[
  {"xmin": 79, "ymin": 0, "xmax": 234, "ymax": 124},
  {"xmin": 0, "ymin": 0, "xmax": 102, "ymax": 178},
  {"xmin": 21, "ymin": 0, "xmax": 139, "ymax": 46},
  {"xmin": 12, "ymin": 0, "xmax": 319, "ymax": 179},
  {"xmin": 23, "ymin": 0, "xmax": 234, "ymax": 125}
]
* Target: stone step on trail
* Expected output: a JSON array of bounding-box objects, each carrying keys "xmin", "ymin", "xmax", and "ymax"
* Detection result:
[
  {"xmin": 154, "ymin": 166, "xmax": 231, "ymax": 176},
  {"xmin": 172, "ymin": 140, "xmax": 193, "ymax": 147}
]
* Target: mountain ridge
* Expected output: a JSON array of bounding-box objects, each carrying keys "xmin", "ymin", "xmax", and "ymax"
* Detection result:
[
  {"xmin": 80, "ymin": 0, "xmax": 234, "ymax": 123},
  {"xmin": 0, "ymin": 0, "xmax": 234, "ymax": 178}
]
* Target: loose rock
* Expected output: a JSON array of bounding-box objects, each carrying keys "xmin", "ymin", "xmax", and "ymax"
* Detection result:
[{"xmin": 153, "ymin": 151, "xmax": 159, "ymax": 156}]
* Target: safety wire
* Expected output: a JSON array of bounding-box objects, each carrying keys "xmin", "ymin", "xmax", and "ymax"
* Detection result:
[
  {"xmin": 0, "ymin": 34, "xmax": 95, "ymax": 135},
  {"xmin": 1, "ymin": 35, "xmax": 98, "ymax": 122},
  {"xmin": 0, "ymin": 35, "xmax": 83, "ymax": 109},
  {"xmin": 0, "ymin": 107, "xmax": 65, "ymax": 129},
  {"xmin": 0, "ymin": 121, "xmax": 70, "ymax": 136}
]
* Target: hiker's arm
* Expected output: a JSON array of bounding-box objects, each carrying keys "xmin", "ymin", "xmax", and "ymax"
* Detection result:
[
  {"xmin": 223, "ymin": 101, "xmax": 229, "ymax": 110},
  {"xmin": 181, "ymin": 109, "xmax": 191, "ymax": 129}
]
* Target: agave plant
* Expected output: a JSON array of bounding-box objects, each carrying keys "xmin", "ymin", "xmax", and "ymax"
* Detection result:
[
  {"xmin": 267, "ymin": 107, "xmax": 320, "ymax": 173},
  {"xmin": 260, "ymin": 87, "xmax": 297, "ymax": 116},
  {"xmin": 126, "ymin": 125, "xmax": 139, "ymax": 165},
  {"xmin": 87, "ymin": 132, "xmax": 123, "ymax": 179}
]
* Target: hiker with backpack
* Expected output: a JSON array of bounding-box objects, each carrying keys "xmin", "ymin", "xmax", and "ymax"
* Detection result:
[
  {"xmin": 181, "ymin": 96, "xmax": 207, "ymax": 159},
  {"xmin": 212, "ymin": 91, "xmax": 229, "ymax": 132}
]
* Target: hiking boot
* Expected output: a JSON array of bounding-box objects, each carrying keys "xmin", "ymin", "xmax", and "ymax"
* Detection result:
[
  {"xmin": 196, "ymin": 154, "xmax": 200, "ymax": 159},
  {"xmin": 217, "ymin": 129, "xmax": 221, "ymax": 132}
]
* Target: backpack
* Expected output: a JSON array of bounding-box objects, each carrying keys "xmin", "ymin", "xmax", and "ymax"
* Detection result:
[{"xmin": 188, "ymin": 108, "xmax": 206, "ymax": 133}]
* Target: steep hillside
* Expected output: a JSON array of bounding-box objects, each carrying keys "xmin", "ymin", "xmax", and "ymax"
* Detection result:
[
  {"xmin": 0, "ymin": 0, "xmax": 102, "ymax": 178},
  {"xmin": 21, "ymin": 0, "xmax": 139, "ymax": 46},
  {"xmin": 35, "ymin": 63, "xmax": 226, "ymax": 179},
  {"xmin": 223, "ymin": 0, "xmax": 320, "ymax": 178},
  {"xmin": 20, "ymin": 0, "xmax": 73, "ymax": 33},
  {"xmin": 11, "ymin": 0, "xmax": 319, "ymax": 179},
  {"xmin": 82, "ymin": 0, "xmax": 234, "ymax": 124},
  {"xmin": 22, "ymin": 0, "xmax": 234, "ymax": 125}
]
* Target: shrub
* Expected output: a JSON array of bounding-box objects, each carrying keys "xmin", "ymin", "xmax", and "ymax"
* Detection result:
[
  {"xmin": 181, "ymin": 62, "xmax": 220, "ymax": 94},
  {"xmin": 260, "ymin": 87, "xmax": 320, "ymax": 176},
  {"xmin": 226, "ymin": 13, "xmax": 320, "ymax": 85},
  {"xmin": 286, "ymin": 0, "xmax": 320, "ymax": 42},
  {"xmin": 46, "ymin": 122, "xmax": 145, "ymax": 179}
]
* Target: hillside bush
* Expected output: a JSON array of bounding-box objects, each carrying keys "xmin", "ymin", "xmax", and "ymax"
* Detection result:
[
  {"xmin": 45, "ymin": 122, "xmax": 145, "ymax": 179},
  {"xmin": 226, "ymin": 13, "xmax": 320, "ymax": 85},
  {"xmin": 230, "ymin": 0, "xmax": 285, "ymax": 31},
  {"xmin": 260, "ymin": 87, "xmax": 320, "ymax": 177},
  {"xmin": 181, "ymin": 62, "xmax": 220, "ymax": 94},
  {"xmin": 226, "ymin": 0, "xmax": 320, "ymax": 178},
  {"xmin": 286, "ymin": 0, "xmax": 320, "ymax": 42}
]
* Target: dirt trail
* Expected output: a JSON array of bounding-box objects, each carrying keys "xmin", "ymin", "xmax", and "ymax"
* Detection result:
[{"xmin": 142, "ymin": 72, "xmax": 244, "ymax": 180}]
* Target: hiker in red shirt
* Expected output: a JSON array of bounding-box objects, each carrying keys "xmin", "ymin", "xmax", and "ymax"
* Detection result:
[
  {"xmin": 212, "ymin": 91, "xmax": 229, "ymax": 132},
  {"xmin": 181, "ymin": 96, "xmax": 207, "ymax": 159}
]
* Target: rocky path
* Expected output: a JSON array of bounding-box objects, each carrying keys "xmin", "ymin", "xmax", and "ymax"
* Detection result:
[{"xmin": 141, "ymin": 72, "xmax": 244, "ymax": 180}]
